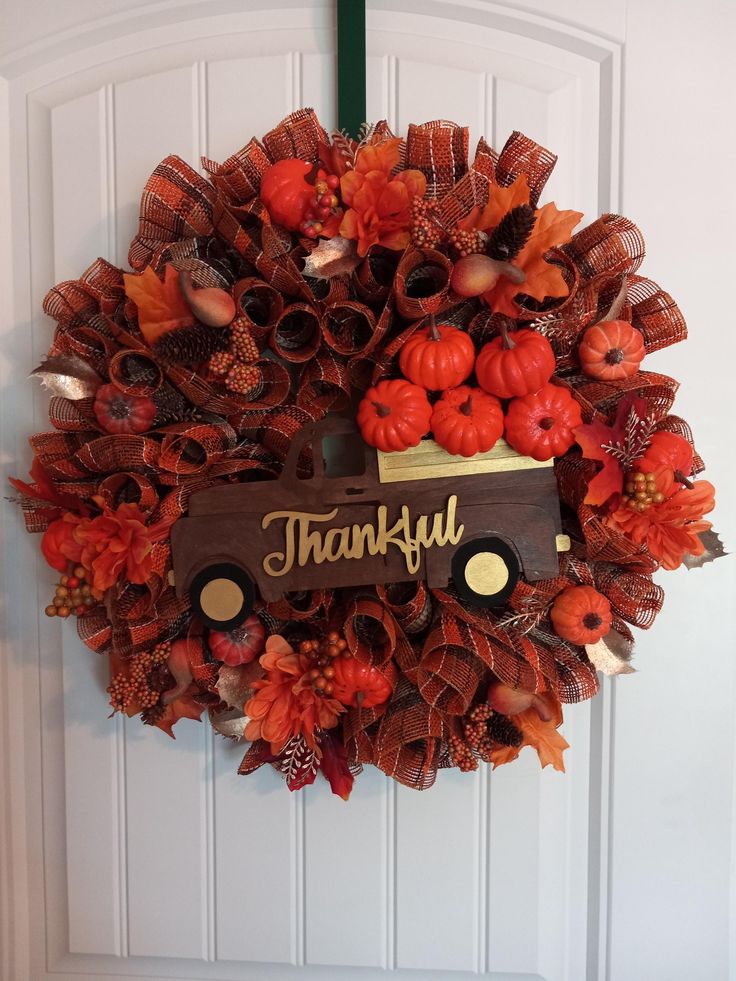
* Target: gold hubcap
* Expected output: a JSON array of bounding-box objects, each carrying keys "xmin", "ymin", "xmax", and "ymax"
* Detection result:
[
  {"xmin": 199, "ymin": 577, "xmax": 244, "ymax": 622},
  {"xmin": 464, "ymin": 552, "xmax": 509, "ymax": 596}
]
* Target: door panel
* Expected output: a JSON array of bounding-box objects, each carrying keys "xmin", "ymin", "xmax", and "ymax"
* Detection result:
[{"xmin": 1, "ymin": 3, "xmax": 732, "ymax": 981}]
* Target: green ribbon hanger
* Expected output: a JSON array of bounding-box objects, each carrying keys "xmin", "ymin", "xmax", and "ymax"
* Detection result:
[{"xmin": 337, "ymin": 0, "xmax": 367, "ymax": 139}]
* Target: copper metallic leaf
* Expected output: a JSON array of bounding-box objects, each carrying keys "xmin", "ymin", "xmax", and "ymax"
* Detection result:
[
  {"xmin": 682, "ymin": 529, "xmax": 728, "ymax": 570},
  {"xmin": 210, "ymin": 707, "xmax": 249, "ymax": 741},
  {"xmin": 215, "ymin": 662, "xmax": 263, "ymax": 711},
  {"xmin": 585, "ymin": 630, "xmax": 635, "ymax": 676},
  {"xmin": 31, "ymin": 356, "xmax": 102, "ymax": 400},
  {"xmin": 302, "ymin": 236, "xmax": 360, "ymax": 280}
]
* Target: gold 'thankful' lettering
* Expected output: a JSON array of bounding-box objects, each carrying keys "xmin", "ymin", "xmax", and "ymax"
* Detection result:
[{"xmin": 261, "ymin": 496, "xmax": 464, "ymax": 578}]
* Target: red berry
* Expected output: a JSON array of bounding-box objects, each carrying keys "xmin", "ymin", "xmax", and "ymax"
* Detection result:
[
  {"xmin": 67, "ymin": 576, "xmax": 80, "ymax": 588},
  {"xmin": 326, "ymin": 175, "xmax": 339, "ymax": 189},
  {"xmin": 316, "ymin": 206, "xmax": 331, "ymax": 220},
  {"xmin": 75, "ymin": 605, "xmax": 86, "ymax": 616},
  {"xmin": 319, "ymin": 194, "xmax": 332, "ymax": 208},
  {"xmin": 304, "ymin": 226, "xmax": 318, "ymax": 239}
]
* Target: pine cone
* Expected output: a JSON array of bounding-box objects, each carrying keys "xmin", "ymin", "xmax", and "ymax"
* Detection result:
[
  {"xmin": 487, "ymin": 205, "xmax": 536, "ymax": 262},
  {"xmin": 152, "ymin": 324, "xmax": 230, "ymax": 366},
  {"xmin": 487, "ymin": 713, "xmax": 523, "ymax": 747},
  {"xmin": 152, "ymin": 384, "xmax": 188, "ymax": 425}
]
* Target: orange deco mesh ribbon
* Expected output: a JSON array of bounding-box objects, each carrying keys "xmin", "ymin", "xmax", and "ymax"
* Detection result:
[{"xmin": 15, "ymin": 109, "xmax": 698, "ymax": 790}]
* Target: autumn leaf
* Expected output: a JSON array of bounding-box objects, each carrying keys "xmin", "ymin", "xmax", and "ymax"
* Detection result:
[
  {"xmin": 9, "ymin": 456, "xmax": 89, "ymax": 515},
  {"xmin": 574, "ymin": 394, "xmax": 650, "ymax": 506},
  {"xmin": 302, "ymin": 236, "xmax": 360, "ymax": 280},
  {"xmin": 585, "ymin": 629, "xmax": 636, "ymax": 676},
  {"xmin": 491, "ymin": 692, "xmax": 569, "ymax": 772},
  {"xmin": 483, "ymin": 200, "xmax": 582, "ymax": 317},
  {"xmin": 151, "ymin": 691, "xmax": 204, "ymax": 738},
  {"xmin": 319, "ymin": 731, "xmax": 354, "ymax": 801},
  {"xmin": 30, "ymin": 355, "xmax": 102, "ymax": 399},
  {"xmin": 459, "ymin": 174, "xmax": 532, "ymax": 233},
  {"xmin": 681, "ymin": 528, "xmax": 728, "ymax": 570},
  {"xmin": 123, "ymin": 264, "xmax": 195, "ymax": 345}
]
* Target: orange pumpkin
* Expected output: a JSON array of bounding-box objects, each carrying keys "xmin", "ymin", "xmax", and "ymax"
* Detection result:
[
  {"xmin": 332, "ymin": 658, "xmax": 393, "ymax": 708},
  {"xmin": 260, "ymin": 159, "xmax": 314, "ymax": 231},
  {"xmin": 430, "ymin": 386, "xmax": 503, "ymax": 457},
  {"xmin": 399, "ymin": 319, "xmax": 475, "ymax": 390},
  {"xmin": 550, "ymin": 585, "xmax": 612, "ymax": 645},
  {"xmin": 578, "ymin": 320, "xmax": 645, "ymax": 380},
  {"xmin": 357, "ymin": 379, "xmax": 432, "ymax": 452},
  {"xmin": 93, "ymin": 384, "xmax": 156, "ymax": 435},
  {"xmin": 475, "ymin": 322, "xmax": 556, "ymax": 399},
  {"xmin": 504, "ymin": 383, "xmax": 582, "ymax": 461},
  {"xmin": 209, "ymin": 616, "xmax": 265, "ymax": 666},
  {"xmin": 636, "ymin": 430, "xmax": 693, "ymax": 478}
]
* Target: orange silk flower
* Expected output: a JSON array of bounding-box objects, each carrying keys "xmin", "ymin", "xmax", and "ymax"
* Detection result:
[
  {"xmin": 244, "ymin": 635, "xmax": 344, "ymax": 754},
  {"xmin": 66, "ymin": 498, "xmax": 171, "ymax": 592},
  {"xmin": 606, "ymin": 468, "xmax": 716, "ymax": 570},
  {"xmin": 339, "ymin": 138, "xmax": 426, "ymax": 256}
]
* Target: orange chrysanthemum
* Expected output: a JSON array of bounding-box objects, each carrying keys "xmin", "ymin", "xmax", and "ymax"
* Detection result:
[
  {"xmin": 606, "ymin": 468, "xmax": 716, "ymax": 570},
  {"xmin": 65, "ymin": 498, "xmax": 171, "ymax": 592},
  {"xmin": 244, "ymin": 635, "xmax": 344, "ymax": 754},
  {"xmin": 339, "ymin": 138, "xmax": 426, "ymax": 256}
]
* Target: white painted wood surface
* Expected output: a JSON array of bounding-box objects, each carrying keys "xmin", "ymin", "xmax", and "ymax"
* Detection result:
[{"xmin": 0, "ymin": 2, "xmax": 733, "ymax": 980}]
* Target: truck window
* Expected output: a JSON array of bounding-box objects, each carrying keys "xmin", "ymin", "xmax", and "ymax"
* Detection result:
[{"xmin": 323, "ymin": 432, "xmax": 367, "ymax": 478}]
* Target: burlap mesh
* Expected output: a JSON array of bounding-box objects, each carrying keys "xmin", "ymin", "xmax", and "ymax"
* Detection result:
[{"xmin": 14, "ymin": 110, "xmax": 706, "ymax": 788}]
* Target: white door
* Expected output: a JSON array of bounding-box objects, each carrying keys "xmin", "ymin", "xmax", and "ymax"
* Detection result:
[{"xmin": 1, "ymin": 2, "xmax": 734, "ymax": 980}]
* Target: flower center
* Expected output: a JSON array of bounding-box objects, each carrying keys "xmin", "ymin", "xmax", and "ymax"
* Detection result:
[{"xmin": 583, "ymin": 612, "xmax": 602, "ymax": 631}]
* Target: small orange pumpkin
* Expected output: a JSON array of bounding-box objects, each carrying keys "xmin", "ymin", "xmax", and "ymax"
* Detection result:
[
  {"xmin": 550, "ymin": 585, "xmax": 612, "ymax": 645},
  {"xmin": 209, "ymin": 616, "xmax": 266, "ymax": 666},
  {"xmin": 636, "ymin": 430, "xmax": 693, "ymax": 478},
  {"xmin": 399, "ymin": 318, "xmax": 475, "ymax": 390},
  {"xmin": 475, "ymin": 320, "xmax": 556, "ymax": 399},
  {"xmin": 93, "ymin": 384, "xmax": 157, "ymax": 435},
  {"xmin": 504, "ymin": 383, "xmax": 582, "ymax": 461},
  {"xmin": 430, "ymin": 386, "xmax": 503, "ymax": 457},
  {"xmin": 357, "ymin": 379, "xmax": 432, "ymax": 452},
  {"xmin": 332, "ymin": 658, "xmax": 393, "ymax": 708},
  {"xmin": 260, "ymin": 159, "xmax": 314, "ymax": 231},
  {"xmin": 579, "ymin": 320, "xmax": 645, "ymax": 380}
]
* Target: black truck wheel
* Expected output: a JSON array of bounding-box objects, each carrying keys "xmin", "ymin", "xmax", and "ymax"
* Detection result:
[
  {"xmin": 189, "ymin": 562, "xmax": 255, "ymax": 630},
  {"xmin": 451, "ymin": 537, "xmax": 520, "ymax": 608}
]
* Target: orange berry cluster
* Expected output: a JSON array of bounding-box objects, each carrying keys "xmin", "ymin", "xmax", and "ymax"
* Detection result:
[
  {"xmin": 107, "ymin": 641, "xmax": 171, "ymax": 714},
  {"xmin": 409, "ymin": 197, "xmax": 443, "ymax": 249},
  {"xmin": 448, "ymin": 703, "xmax": 498, "ymax": 772},
  {"xmin": 208, "ymin": 316, "xmax": 261, "ymax": 396},
  {"xmin": 298, "ymin": 173, "xmax": 340, "ymax": 238},
  {"xmin": 44, "ymin": 566, "xmax": 99, "ymax": 619},
  {"xmin": 621, "ymin": 470, "xmax": 665, "ymax": 512},
  {"xmin": 448, "ymin": 225, "xmax": 487, "ymax": 257},
  {"xmin": 298, "ymin": 630, "xmax": 348, "ymax": 697}
]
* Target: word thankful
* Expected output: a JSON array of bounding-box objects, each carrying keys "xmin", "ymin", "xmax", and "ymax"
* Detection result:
[{"xmin": 262, "ymin": 495, "xmax": 464, "ymax": 577}]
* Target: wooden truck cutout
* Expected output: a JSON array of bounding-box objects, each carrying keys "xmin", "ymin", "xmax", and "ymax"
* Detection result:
[{"xmin": 170, "ymin": 417, "xmax": 570, "ymax": 631}]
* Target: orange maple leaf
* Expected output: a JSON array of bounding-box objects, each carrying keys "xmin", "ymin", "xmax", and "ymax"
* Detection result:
[
  {"xmin": 152, "ymin": 690, "xmax": 204, "ymax": 739},
  {"xmin": 574, "ymin": 394, "xmax": 650, "ymax": 506},
  {"xmin": 123, "ymin": 264, "xmax": 194, "ymax": 345},
  {"xmin": 491, "ymin": 692, "xmax": 569, "ymax": 772},
  {"xmin": 483, "ymin": 201, "xmax": 583, "ymax": 317},
  {"xmin": 459, "ymin": 174, "xmax": 532, "ymax": 233}
]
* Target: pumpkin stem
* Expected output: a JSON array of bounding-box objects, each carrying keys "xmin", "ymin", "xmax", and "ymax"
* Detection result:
[
  {"xmin": 355, "ymin": 690, "xmax": 365, "ymax": 708},
  {"xmin": 428, "ymin": 313, "xmax": 441, "ymax": 341},
  {"xmin": 539, "ymin": 416, "xmax": 555, "ymax": 431},
  {"xmin": 583, "ymin": 612, "xmax": 602, "ymax": 631},
  {"xmin": 674, "ymin": 469, "xmax": 694, "ymax": 490},
  {"xmin": 499, "ymin": 317, "xmax": 516, "ymax": 350},
  {"xmin": 372, "ymin": 401, "xmax": 391, "ymax": 418},
  {"xmin": 604, "ymin": 347, "xmax": 625, "ymax": 365},
  {"xmin": 601, "ymin": 276, "xmax": 628, "ymax": 323},
  {"xmin": 459, "ymin": 394, "xmax": 473, "ymax": 416}
]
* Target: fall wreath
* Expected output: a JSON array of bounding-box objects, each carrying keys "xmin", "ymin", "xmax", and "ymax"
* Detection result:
[{"xmin": 10, "ymin": 109, "xmax": 723, "ymax": 797}]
